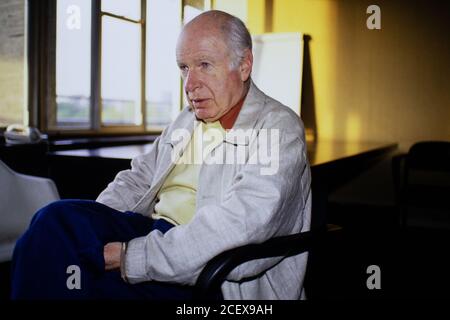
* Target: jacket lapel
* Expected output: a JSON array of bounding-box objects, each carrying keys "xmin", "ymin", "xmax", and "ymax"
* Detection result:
[{"xmin": 152, "ymin": 114, "xmax": 198, "ymax": 190}]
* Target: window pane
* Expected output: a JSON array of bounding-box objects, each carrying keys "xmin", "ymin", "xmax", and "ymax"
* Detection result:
[
  {"xmin": 183, "ymin": 5, "xmax": 204, "ymax": 24},
  {"xmin": 56, "ymin": 0, "xmax": 91, "ymax": 126},
  {"xmin": 0, "ymin": 0, "xmax": 25, "ymax": 126},
  {"xmin": 183, "ymin": 0, "xmax": 212, "ymax": 23},
  {"xmin": 146, "ymin": 0, "xmax": 180, "ymax": 127},
  {"xmin": 102, "ymin": 0, "xmax": 140, "ymax": 21},
  {"xmin": 181, "ymin": 1, "xmax": 207, "ymax": 108},
  {"xmin": 101, "ymin": 16, "xmax": 141, "ymax": 126}
]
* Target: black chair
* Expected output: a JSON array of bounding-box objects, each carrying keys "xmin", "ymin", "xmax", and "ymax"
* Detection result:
[
  {"xmin": 194, "ymin": 224, "xmax": 342, "ymax": 300},
  {"xmin": 392, "ymin": 141, "xmax": 450, "ymax": 228}
]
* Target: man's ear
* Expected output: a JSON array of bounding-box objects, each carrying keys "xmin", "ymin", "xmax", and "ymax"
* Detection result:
[{"xmin": 239, "ymin": 49, "xmax": 253, "ymax": 82}]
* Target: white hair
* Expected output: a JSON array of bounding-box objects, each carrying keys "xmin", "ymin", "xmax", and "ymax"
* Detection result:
[
  {"xmin": 221, "ymin": 14, "xmax": 253, "ymax": 69},
  {"xmin": 192, "ymin": 11, "xmax": 252, "ymax": 70}
]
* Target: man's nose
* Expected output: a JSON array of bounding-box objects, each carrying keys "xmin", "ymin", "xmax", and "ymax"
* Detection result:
[{"xmin": 184, "ymin": 70, "xmax": 201, "ymax": 93}]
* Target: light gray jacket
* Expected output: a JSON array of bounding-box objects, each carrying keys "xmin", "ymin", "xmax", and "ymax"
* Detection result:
[{"xmin": 96, "ymin": 82, "xmax": 312, "ymax": 300}]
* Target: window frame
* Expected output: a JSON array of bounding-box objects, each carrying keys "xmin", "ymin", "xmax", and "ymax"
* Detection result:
[{"xmin": 30, "ymin": 0, "xmax": 186, "ymax": 137}]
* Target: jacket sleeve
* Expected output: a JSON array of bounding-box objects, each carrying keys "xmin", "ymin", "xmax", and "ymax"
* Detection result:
[
  {"xmin": 123, "ymin": 128, "xmax": 311, "ymax": 285},
  {"xmin": 96, "ymin": 136, "xmax": 162, "ymax": 212}
]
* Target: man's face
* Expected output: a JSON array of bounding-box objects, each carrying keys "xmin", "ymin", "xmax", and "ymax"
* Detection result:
[{"xmin": 176, "ymin": 28, "xmax": 250, "ymax": 122}]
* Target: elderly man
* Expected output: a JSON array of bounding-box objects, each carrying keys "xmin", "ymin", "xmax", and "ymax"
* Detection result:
[{"xmin": 11, "ymin": 10, "xmax": 311, "ymax": 300}]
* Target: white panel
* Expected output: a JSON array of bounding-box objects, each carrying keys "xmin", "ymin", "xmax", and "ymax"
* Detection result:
[{"xmin": 252, "ymin": 33, "xmax": 304, "ymax": 115}]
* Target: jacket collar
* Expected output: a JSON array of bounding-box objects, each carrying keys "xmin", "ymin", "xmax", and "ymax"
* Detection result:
[
  {"xmin": 224, "ymin": 80, "xmax": 266, "ymax": 146},
  {"xmin": 169, "ymin": 80, "xmax": 266, "ymax": 147},
  {"xmin": 228, "ymin": 80, "xmax": 266, "ymax": 131}
]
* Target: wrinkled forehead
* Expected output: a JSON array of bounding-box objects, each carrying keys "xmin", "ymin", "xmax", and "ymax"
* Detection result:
[{"xmin": 176, "ymin": 27, "xmax": 231, "ymax": 61}]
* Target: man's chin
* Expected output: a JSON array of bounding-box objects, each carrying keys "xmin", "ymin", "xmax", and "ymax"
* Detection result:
[{"xmin": 195, "ymin": 111, "xmax": 218, "ymax": 123}]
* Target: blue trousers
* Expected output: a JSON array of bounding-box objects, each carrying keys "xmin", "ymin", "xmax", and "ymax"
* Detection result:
[{"xmin": 11, "ymin": 200, "xmax": 196, "ymax": 300}]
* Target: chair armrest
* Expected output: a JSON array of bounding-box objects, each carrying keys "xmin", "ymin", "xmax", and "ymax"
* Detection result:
[{"xmin": 194, "ymin": 224, "xmax": 341, "ymax": 299}]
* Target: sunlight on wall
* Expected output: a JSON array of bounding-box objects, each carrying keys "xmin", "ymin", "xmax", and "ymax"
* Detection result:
[
  {"xmin": 248, "ymin": 0, "xmax": 339, "ymax": 141},
  {"xmin": 248, "ymin": 0, "xmax": 450, "ymax": 148},
  {"xmin": 345, "ymin": 113, "xmax": 361, "ymax": 142},
  {"xmin": 247, "ymin": 0, "xmax": 267, "ymax": 34},
  {"xmin": 273, "ymin": 0, "xmax": 339, "ymax": 141}
]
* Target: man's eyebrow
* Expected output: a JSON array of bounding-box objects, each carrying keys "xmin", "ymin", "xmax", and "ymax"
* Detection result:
[
  {"xmin": 176, "ymin": 54, "xmax": 217, "ymax": 66},
  {"xmin": 196, "ymin": 56, "xmax": 216, "ymax": 63}
]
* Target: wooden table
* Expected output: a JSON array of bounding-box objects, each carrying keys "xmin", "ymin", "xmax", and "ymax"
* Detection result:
[
  {"xmin": 306, "ymin": 140, "xmax": 397, "ymax": 228},
  {"xmin": 49, "ymin": 140, "xmax": 397, "ymax": 166},
  {"xmin": 307, "ymin": 140, "xmax": 397, "ymax": 168},
  {"xmin": 48, "ymin": 140, "xmax": 398, "ymax": 228}
]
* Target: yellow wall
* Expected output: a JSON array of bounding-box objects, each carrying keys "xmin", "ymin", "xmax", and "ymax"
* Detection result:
[
  {"xmin": 248, "ymin": 0, "xmax": 450, "ymax": 150},
  {"xmin": 248, "ymin": 0, "xmax": 268, "ymax": 34}
]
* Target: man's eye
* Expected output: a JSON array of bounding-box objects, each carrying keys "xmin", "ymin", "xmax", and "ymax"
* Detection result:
[
  {"xmin": 179, "ymin": 66, "xmax": 189, "ymax": 77},
  {"xmin": 200, "ymin": 62, "xmax": 210, "ymax": 69}
]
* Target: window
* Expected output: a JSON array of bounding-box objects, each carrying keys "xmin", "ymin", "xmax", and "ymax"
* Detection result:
[
  {"xmin": 183, "ymin": 0, "xmax": 211, "ymax": 23},
  {"xmin": 146, "ymin": 0, "xmax": 182, "ymax": 127},
  {"xmin": 100, "ymin": 13, "xmax": 141, "ymax": 126},
  {"xmin": 34, "ymin": 0, "xmax": 242, "ymax": 135},
  {"xmin": 49, "ymin": 0, "xmax": 183, "ymax": 134},
  {"xmin": 55, "ymin": 0, "xmax": 91, "ymax": 127}
]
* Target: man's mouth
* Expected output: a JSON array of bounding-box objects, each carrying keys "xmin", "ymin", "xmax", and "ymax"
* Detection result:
[{"xmin": 191, "ymin": 98, "xmax": 208, "ymax": 106}]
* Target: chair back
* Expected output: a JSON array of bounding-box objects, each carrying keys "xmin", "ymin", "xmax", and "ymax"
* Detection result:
[
  {"xmin": 405, "ymin": 141, "xmax": 450, "ymax": 189},
  {"xmin": 407, "ymin": 141, "xmax": 450, "ymax": 172},
  {"xmin": 393, "ymin": 141, "xmax": 450, "ymax": 228},
  {"xmin": 0, "ymin": 159, "xmax": 60, "ymax": 261}
]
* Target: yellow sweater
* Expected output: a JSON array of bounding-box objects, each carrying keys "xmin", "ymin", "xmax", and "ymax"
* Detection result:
[{"xmin": 152, "ymin": 121, "xmax": 225, "ymax": 225}]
